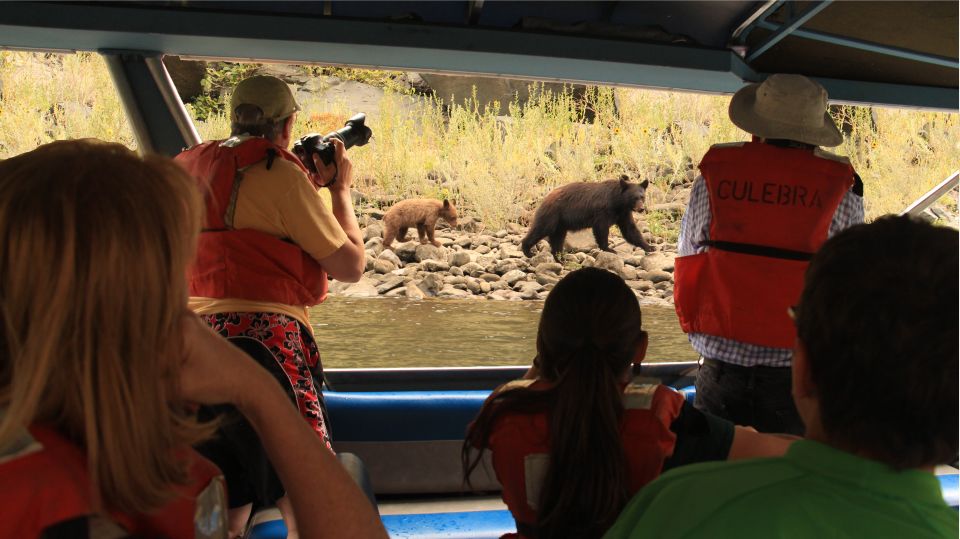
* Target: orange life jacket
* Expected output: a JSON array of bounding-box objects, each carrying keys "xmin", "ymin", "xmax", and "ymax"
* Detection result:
[
  {"xmin": 0, "ymin": 424, "xmax": 226, "ymax": 539},
  {"xmin": 176, "ymin": 137, "xmax": 329, "ymax": 306},
  {"xmin": 673, "ymin": 141, "xmax": 854, "ymax": 349},
  {"xmin": 487, "ymin": 380, "xmax": 685, "ymax": 538}
]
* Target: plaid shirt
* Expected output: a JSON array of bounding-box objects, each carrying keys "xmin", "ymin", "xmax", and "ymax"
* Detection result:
[{"xmin": 678, "ymin": 171, "xmax": 864, "ymax": 367}]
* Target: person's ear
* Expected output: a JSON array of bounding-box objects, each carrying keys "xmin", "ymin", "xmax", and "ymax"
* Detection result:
[{"xmin": 632, "ymin": 331, "xmax": 649, "ymax": 366}]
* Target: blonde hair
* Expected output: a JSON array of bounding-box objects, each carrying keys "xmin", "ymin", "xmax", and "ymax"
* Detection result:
[{"xmin": 0, "ymin": 139, "xmax": 212, "ymax": 514}]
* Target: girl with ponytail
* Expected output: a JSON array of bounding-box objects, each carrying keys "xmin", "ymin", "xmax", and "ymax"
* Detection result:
[{"xmin": 463, "ymin": 268, "xmax": 795, "ymax": 539}]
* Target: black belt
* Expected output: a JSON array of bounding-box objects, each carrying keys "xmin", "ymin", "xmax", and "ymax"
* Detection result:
[{"xmin": 701, "ymin": 240, "xmax": 813, "ymax": 261}]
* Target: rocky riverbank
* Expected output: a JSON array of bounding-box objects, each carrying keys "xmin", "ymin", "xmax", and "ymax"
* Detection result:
[{"xmin": 330, "ymin": 210, "xmax": 678, "ymax": 306}]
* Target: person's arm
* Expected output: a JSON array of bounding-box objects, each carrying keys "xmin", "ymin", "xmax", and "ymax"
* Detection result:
[
  {"xmin": 677, "ymin": 176, "xmax": 710, "ymax": 256},
  {"xmin": 312, "ymin": 138, "xmax": 365, "ymax": 282},
  {"xmin": 178, "ymin": 314, "xmax": 386, "ymax": 539}
]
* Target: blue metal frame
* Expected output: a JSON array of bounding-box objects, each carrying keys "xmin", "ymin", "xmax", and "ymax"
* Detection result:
[
  {"xmin": 745, "ymin": 1, "xmax": 833, "ymax": 64},
  {"xmin": 730, "ymin": 0, "xmax": 787, "ymax": 45},
  {"xmin": 754, "ymin": 21, "xmax": 959, "ymax": 69}
]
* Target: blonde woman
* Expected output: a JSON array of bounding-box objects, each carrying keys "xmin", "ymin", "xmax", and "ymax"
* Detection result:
[{"xmin": 0, "ymin": 140, "xmax": 385, "ymax": 539}]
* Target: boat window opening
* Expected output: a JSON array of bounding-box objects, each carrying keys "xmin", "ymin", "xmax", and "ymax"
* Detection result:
[
  {"xmin": 0, "ymin": 51, "xmax": 136, "ymax": 158},
  {"xmin": 1, "ymin": 53, "xmax": 956, "ymax": 369}
]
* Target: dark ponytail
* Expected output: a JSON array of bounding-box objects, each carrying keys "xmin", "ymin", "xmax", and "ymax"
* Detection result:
[
  {"xmin": 463, "ymin": 268, "xmax": 643, "ymax": 538},
  {"xmin": 538, "ymin": 347, "xmax": 629, "ymax": 538}
]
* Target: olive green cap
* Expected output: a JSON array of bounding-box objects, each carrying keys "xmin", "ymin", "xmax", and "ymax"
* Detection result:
[{"xmin": 230, "ymin": 75, "xmax": 301, "ymax": 124}]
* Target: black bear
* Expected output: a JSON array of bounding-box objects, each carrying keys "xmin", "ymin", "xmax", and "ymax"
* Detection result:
[{"xmin": 521, "ymin": 176, "xmax": 654, "ymax": 258}]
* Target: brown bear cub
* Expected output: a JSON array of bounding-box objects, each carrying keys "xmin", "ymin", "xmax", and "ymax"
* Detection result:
[
  {"xmin": 383, "ymin": 199, "xmax": 459, "ymax": 248},
  {"xmin": 521, "ymin": 176, "xmax": 654, "ymax": 258}
]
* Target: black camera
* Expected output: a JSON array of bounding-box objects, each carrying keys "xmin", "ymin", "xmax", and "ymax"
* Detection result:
[{"xmin": 293, "ymin": 113, "xmax": 373, "ymax": 173}]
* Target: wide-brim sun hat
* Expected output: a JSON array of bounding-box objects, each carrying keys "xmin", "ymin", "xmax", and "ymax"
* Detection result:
[
  {"xmin": 728, "ymin": 73, "xmax": 843, "ymax": 147},
  {"xmin": 230, "ymin": 75, "xmax": 301, "ymax": 124}
]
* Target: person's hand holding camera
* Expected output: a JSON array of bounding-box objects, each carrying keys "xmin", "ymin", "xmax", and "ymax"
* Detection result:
[{"xmin": 310, "ymin": 137, "xmax": 353, "ymax": 193}]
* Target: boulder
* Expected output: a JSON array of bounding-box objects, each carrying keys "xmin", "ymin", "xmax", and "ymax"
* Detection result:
[
  {"xmin": 500, "ymin": 247, "xmax": 525, "ymax": 260},
  {"xmin": 639, "ymin": 252, "xmax": 676, "ymax": 272},
  {"xmin": 494, "ymin": 260, "xmax": 519, "ymax": 275},
  {"xmin": 417, "ymin": 273, "xmax": 444, "ymax": 296},
  {"xmin": 405, "ymin": 282, "xmax": 426, "ymax": 300},
  {"xmin": 621, "ymin": 265, "xmax": 638, "ymax": 281},
  {"xmin": 363, "ymin": 222, "xmax": 383, "ymax": 242},
  {"xmin": 626, "ymin": 280, "xmax": 653, "ymax": 291},
  {"xmin": 375, "ymin": 276, "xmax": 406, "ymax": 294},
  {"xmin": 415, "ymin": 243, "xmax": 444, "ymax": 262},
  {"xmin": 479, "ymin": 280, "xmax": 492, "ymax": 293},
  {"xmin": 383, "ymin": 286, "xmax": 407, "ymax": 298},
  {"xmin": 394, "ymin": 242, "xmax": 419, "ymax": 263},
  {"xmin": 448, "ymin": 251, "xmax": 472, "ymax": 267},
  {"xmin": 421, "ymin": 259, "xmax": 451, "ymax": 272},
  {"xmin": 449, "ymin": 266, "xmax": 464, "ymax": 277},
  {"xmin": 340, "ymin": 278, "xmax": 379, "ymax": 298},
  {"xmin": 535, "ymin": 272, "xmax": 559, "ymax": 285},
  {"xmin": 438, "ymin": 285, "xmax": 471, "ymax": 298},
  {"xmin": 479, "ymin": 272, "xmax": 502, "ymax": 283},
  {"xmin": 506, "ymin": 222, "xmax": 525, "ymax": 235},
  {"xmin": 378, "ymin": 248, "xmax": 402, "ymax": 267},
  {"xmin": 373, "ymin": 259, "xmax": 398, "ymax": 274},
  {"xmin": 530, "ymin": 252, "xmax": 555, "ymax": 266},
  {"xmin": 502, "ymin": 269, "xmax": 527, "ymax": 286},
  {"xmin": 454, "ymin": 236, "xmax": 473, "ymax": 248},
  {"xmin": 364, "ymin": 254, "xmax": 375, "ymax": 272},
  {"xmin": 461, "ymin": 262, "xmax": 485, "ymax": 277},
  {"xmin": 464, "ymin": 278, "xmax": 483, "ymax": 294},
  {"xmin": 475, "ymin": 245, "xmax": 491, "ymax": 255},
  {"xmin": 364, "ymin": 237, "xmax": 384, "ymax": 256},
  {"xmin": 564, "ymin": 229, "xmax": 598, "ymax": 252},
  {"xmin": 638, "ymin": 270, "xmax": 673, "ymax": 284},
  {"xmin": 535, "ymin": 262, "xmax": 563, "ymax": 275}
]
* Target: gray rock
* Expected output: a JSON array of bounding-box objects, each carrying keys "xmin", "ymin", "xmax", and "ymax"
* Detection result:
[
  {"xmin": 580, "ymin": 255, "xmax": 596, "ymax": 267},
  {"xmin": 363, "ymin": 222, "xmax": 383, "ymax": 242},
  {"xmin": 457, "ymin": 216, "xmax": 482, "ymax": 233},
  {"xmin": 474, "ymin": 235, "xmax": 494, "ymax": 247},
  {"xmin": 438, "ymin": 285, "xmax": 471, "ymax": 298},
  {"xmin": 506, "ymin": 222, "xmax": 525, "ymax": 235},
  {"xmin": 500, "ymin": 247, "xmax": 525, "ymax": 260},
  {"xmin": 364, "ymin": 254, "xmax": 375, "ymax": 272},
  {"xmin": 475, "ymin": 245, "xmax": 491, "ymax": 255},
  {"xmin": 530, "ymin": 252, "xmax": 555, "ymax": 266},
  {"xmin": 655, "ymin": 281, "xmax": 672, "ymax": 291},
  {"xmin": 449, "ymin": 266, "xmax": 464, "ymax": 276},
  {"xmin": 437, "ymin": 237, "xmax": 455, "ymax": 247},
  {"xmin": 378, "ymin": 249, "xmax": 402, "ymax": 267},
  {"xmin": 488, "ymin": 280, "xmax": 511, "ymax": 291},
  {"xmin": 461, "ymin": 262, "xmax": 485, "ymax": 277},
  {"xmin": 455, "ymin": 236, "xmax": 473, "ymax": 248},
  {"xmin": 487, "ymin": 289, "xmax": 512, "ymax": 301},
  {"xmin": 535, "ymin": 272, "xmax": 560, "ymax": 285},
  {"xmin": 639, "ymin": 252, "xmax": 676, "ymax": 272},
  {"xmin": 520, "ymin": 287, "xmax": 541, "ymax": 300},
  {"xmin": 494, "ymin": 229, "xmax": 509, "ymax": 238},
  {"xmin": 415, "ymin": 243, "xmax": 444, "ymax": 262},
  {"xmin": 417, "ymin": 273, "xmax": 444, "ymax": 296},
  {"xmin": 593, "ymin": 252, "xmax": 624, "ymax": 275},
  {"xmin": 448, "ymin": 251, "xmax": 472, "ymax": 267},
  {"xmin": 421, "ymin": 259, "xmax": 450, "ymax": 272},
  {"xmin": 383, "ymin": 286, "xmax": 407, "ymax": 298},
  {"xmin": 502, "ymin": 269, "xmax": 527, "ymax": 285},
  {"xmin": 328, "ymin": 280, "xmax": 351, "ymax": 294},
  {"xmin": 405, "ymin": 282, "xmax": 426, "ymax": 300},
  {"xmin": 638, "ymin": 270, "xmax": 673, "ymax": 284},
  {"xmin": 564, "ymin": 229, "xmax": 599, "ymax": 251},
  {"xmin": 624, "ymin": 255, "xmax": 645, "ymax": 267},
  {"xmin": 464, "ymin": 277, "xmax": 483, "ymax": 294},
  {"xmin": 376, "ymin": 276, "xmax": 406, "ymax": 294},
  {"xmin": 535, "ymin": 262, "xmax": 563, "ymax": 275},
  {"xmin": 479, "ymin": 280, "xmax": 492, "ymax": 293},
  {"xmin": 443, "ymin": 276, "xmax": 466, "ymax": 285},
  {"xmin": 364, "ymin": 237, "xmax": 384, "ymax": 255},
  {"xmin": 626, "ymin": 280, "xmax": 654, "ymax": 291},
  {"xmin": 340, "ymin": 278, "xmax": 379, "ymax": 298},
  {"xmin": 394, "ymin": 242, "xmax": 419, "ymax": 263},
  {"xmin": 621, "ymin": 265, "xmax": 638, "ymax": 281},
  {"xmin": 373, "ymin": 259, "xmax": 398, "ymax": 274},
  {"xmin": 479, "ymin": 272, "xmax": 502, "ymax": 282},
  {"xmin": 494, "ymin": 260, "xmax": 519, "ymax": 275},
  {"xmin": 515, "ymin": 281, "xmax": 542, "ymax": 294}
]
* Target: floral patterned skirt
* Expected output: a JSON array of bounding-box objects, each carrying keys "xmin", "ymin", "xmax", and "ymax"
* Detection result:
[{"xmin": 200, "ymin": 311, "xmax": 332, "ymax": 449}]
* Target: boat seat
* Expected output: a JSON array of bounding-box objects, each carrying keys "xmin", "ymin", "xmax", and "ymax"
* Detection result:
[
  {"xmin": 247, "ymin": 509, "xmax": 516, "ymax": 539},
  {"xmin": 324, "ymin": 390, "xmax": 500, "ymax": 494}
]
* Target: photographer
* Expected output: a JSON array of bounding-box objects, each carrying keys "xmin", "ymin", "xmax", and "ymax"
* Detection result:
[{"xmin": 176, "ymin": 75, "xmax": 365, "ymax": 538}]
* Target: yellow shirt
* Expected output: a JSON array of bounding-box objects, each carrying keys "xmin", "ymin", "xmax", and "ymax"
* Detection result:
[{"xmin": 190, "ymin": 149, "xmax": 347, "ymax": 330}]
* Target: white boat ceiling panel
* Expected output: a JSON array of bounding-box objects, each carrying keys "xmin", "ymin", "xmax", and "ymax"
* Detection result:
[{"xmin": 0, "ymin": 1, "xmax": 956, "ymax": 109}]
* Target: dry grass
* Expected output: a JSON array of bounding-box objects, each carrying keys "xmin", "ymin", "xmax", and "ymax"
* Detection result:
[{"xmin": 3, "ymin": 52, "xmax": 957, "ymax": 233}]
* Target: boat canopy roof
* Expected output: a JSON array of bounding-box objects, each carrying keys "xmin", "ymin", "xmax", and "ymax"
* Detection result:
[{"xmin": 0, "ymin": 1, "xmax": 956, "ymax": 110}]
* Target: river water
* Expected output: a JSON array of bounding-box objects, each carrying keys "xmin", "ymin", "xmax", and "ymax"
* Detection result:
[{"xmin": 309, "ymin": 297, "xmax": 698, "ymax": 369}]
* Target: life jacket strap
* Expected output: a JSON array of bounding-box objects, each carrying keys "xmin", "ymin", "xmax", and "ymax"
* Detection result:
[{"xmin": 700, "ymin": 240, "xmax": 813, "ymax": 261}]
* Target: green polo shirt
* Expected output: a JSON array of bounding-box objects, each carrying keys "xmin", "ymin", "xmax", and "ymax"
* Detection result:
[{"xmin": 605, "ymin": 439, "xmax": 958, "ymax": 538}]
